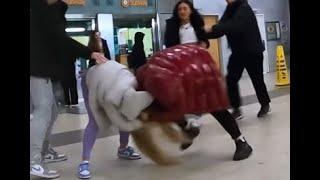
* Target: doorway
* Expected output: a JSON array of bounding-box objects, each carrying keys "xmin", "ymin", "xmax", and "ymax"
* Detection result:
[{"xmin": 113, "ymin": 17, "xmax": 154, "ymax": 66}]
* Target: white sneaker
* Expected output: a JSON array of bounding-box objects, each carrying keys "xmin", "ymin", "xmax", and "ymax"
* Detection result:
[
  {"xmin": 30, "ymin": 163, "xmax": 60, "ymax": 179},
  {"xmin": 44, "ymin": 148, "xmax": 68, "ymax": 163}
]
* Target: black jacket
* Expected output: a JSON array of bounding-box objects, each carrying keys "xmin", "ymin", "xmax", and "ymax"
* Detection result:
[
  {"xmin": 164, "ymin": 18, "xmax": 209, "ymax": 48},
  {"xmin": 128, "ymin": 32, "xmax": 147, "ymax": 71},
  {"xmin": 30, "ymin": 0, "xmax": 92, "ymax": 80},
  {"xmin": 206, "ymin": 0, "xmax": 265, "ymax": 54},
  {"xmin": 89, "ymin": 38, "xmax": 111, "ymax": 68}
]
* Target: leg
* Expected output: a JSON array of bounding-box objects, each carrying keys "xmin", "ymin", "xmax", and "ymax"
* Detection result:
[
  {"xmin": 78, "ymin": 74, "xmax": 100, "ymax": 179},
  {"xmin": 119, "ymin": 131, "xmax": 129, "ymax": 148},
  {"xmin": 244, "ymin": 53, "xmax": 271, "ymax": 106},
  {"xmin": 61, "ymin": 79, "xmax": 70, "ymax": 106},
  {"xmin": 226, "ymin": 54, "xmax": 245, "ymax": 109},
  {"xmin": 81, "ymin": 73, "xmax": 99, "ymax": 161},
  {"xmin": 70, "ymin": 67, "xmax": 79, "ymax": 105},
  {"xmin": 42, "ymin": 92, "xmax": 58, "ymax": 156},
  {"xmin": 211, "ymin": 110, "xmax": 253, "ymax": 161},
  {"xmin": 211, "ymin": 110, "xmax": 241, "ymax": 140},
  {"xmin": 30, "ymin": 76, "xmax": 55, "ymax": 162}
]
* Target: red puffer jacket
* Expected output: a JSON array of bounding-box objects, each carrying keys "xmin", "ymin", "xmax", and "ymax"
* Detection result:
[{"xmin": 137, "ymin": 44, "xmax": 230, "ymax": 121}]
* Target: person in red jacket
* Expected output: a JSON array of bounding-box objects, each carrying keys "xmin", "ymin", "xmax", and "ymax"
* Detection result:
[{"xmin": 164, "ymin": 0, "xmax": 252, "ymax": 160}]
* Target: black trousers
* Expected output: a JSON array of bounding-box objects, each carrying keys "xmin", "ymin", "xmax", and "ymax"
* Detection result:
[
  {"xmin": 226, "ymin": 52, "xmax": 271, "ymax": 108},
  {"xmin": 61, "ymin": 67, "xmax": 78, "ymax": 105},
  {"xmin": 178, "ymin": 110, "xmax": 242, "ymax": 140}
]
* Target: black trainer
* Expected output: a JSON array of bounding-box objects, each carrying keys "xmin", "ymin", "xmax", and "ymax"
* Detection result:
[
  {"xmin": 231, "ymin": 108, "xmax": 243, "ymax": 120},
  {"xmin": 233, "ymin": 138, "xmax": 253, "ymax": 161},
  {"xmin": 257, "ymin": 104, "xmax": 271, "ymax": 118}
]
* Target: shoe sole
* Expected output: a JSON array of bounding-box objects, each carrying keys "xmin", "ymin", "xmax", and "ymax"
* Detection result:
[
  {"xmin": 78, "ymin": 175, "xmax": 91, "ymax": 179},
  {"xmin": 44, "ymin": 157, "xmax": 68, "ymax": 164},
  {"xmin": 257, "ymin": 109, "xmax": 271, "ymax": 118},
  {"xmin": 30, "ymin": 171, "xmax": 60, "ymax": 179},
  {"xmin": 118, "ymin": 155, "xmax": 142, "ymax": 160},
  {"xmin": 233, "ymin": 148, "xmax": 253, "ymax": 161}
]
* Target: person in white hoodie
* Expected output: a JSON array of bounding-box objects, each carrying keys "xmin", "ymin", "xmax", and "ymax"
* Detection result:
[{"xmin": 78, "ymin": 60, "xmax": 154, "ymax": 179}]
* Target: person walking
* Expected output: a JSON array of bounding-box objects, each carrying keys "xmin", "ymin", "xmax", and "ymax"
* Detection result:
[{"xmin": 205, "ymin": 0, "xmax": 271, "ymax": 120}]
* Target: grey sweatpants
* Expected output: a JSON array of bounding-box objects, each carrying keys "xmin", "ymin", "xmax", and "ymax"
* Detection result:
[{"xmin": 30, "ymin": 76, "xmax": 58, "ymax": 163}]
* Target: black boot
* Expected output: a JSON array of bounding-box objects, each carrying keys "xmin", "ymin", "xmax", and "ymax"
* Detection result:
[
  {"xmin": 231, "ymin": 108, "xmax": 243, "ymax": 120},
  {"xmin": 257, "ymin": 104, "xmax": 271, "ymax": 118},
  {"xmin": 233, "ymin": 137, "xmax": 253, "ymax": 161}
]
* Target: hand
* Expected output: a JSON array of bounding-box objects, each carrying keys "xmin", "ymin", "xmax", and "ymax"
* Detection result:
[
  {"xmin": 199, "ymin": 41, "xmax": 207, "ymax": 48},
  {"xmin": 204, "ymin": 26, "xmax": 213, "ymax": 33},
  {"xmin": 91, "ymin": 52, "xmax": 108, "ymax": 64}
]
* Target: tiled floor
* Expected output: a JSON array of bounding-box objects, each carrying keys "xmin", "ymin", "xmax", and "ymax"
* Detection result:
[{"xmin": 31, "ymin": 72, "xmax": 290, "ymax": 180}]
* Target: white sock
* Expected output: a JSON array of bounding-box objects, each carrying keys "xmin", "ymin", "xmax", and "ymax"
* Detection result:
[
  {"xmin": 236, "ymin": 135, "xmax": 246, "ymax": 142},
  {"xmin": 82, "ymin": 160, "xmax": 89, "ymax": 164}
]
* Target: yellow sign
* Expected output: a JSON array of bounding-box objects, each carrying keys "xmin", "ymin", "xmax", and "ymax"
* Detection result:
[
  {"xmin": 275, "ymin": 45, "xmax": 290, "ymax": 86},
  {"xmin": 121, "ymin": 0, "xmax": 148, "ymax": 7},
  {"xmin": 63, "ymin": 0, "xmax": 86, "ymax": 5}
]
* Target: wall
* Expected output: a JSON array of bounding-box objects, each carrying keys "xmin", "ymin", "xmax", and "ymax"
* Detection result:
[
  {"xmin": 66, "ymin": 0, "xmax": 155, "ymax": 16},
  {"xmin": 194, "ymin": 0, "xmax": 290, "ymax": 73}
]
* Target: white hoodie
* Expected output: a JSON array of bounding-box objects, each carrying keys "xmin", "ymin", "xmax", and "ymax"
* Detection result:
[{"xmin": 86, "ymin": 61, "xmax": 154, "ymax": 132}]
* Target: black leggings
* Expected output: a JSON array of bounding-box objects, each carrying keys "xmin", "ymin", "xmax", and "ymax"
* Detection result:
[{"xmin": 211, "ymin": 110, "xmax": 242, "ymax": 140}]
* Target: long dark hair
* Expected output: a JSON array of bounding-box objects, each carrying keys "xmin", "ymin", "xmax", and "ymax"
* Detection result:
[
  {"xmin": 88, "ymin": 30, "xmax": 103, "ymax": 53},
  {"xmin": 171, "ymin": 0, "xmax": 205, "ymax": 29}
]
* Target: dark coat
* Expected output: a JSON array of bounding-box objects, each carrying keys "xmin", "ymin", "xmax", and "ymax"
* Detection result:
[
  {"xmin": 206, "ymin": 0, "xmax": 265, "ymax": 54},
  {"xmin": 89, "ymin": 38, "xmax": 111, "ymax": 68},
  {"xmin": 164, "ymin": 17, "xmax": 209, "ymax": 48},
  {"xmin": 30, "ymin": 0, "xmax": 92, "ymax": 80},
  {"xmin": 128, "ymin": 32, "xmax": 147, "ymax": 71}
]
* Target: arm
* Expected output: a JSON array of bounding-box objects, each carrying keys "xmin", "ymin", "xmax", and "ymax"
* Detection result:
[
  {"xmin": 207, "ymin": 6, "xmax": 250, "ymax": 39},
  {"xmin": 164, "ymin": 22, "xmax": 172, "ymax": 48},
  {"xmin": 164, "ymin": 19, "xmax": 179, "ymax": 48}
]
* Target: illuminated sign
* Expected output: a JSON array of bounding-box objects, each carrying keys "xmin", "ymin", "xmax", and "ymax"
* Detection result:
[{"xmin": 121, "ymin": 0, "xmax": 148, "ymax": 7}]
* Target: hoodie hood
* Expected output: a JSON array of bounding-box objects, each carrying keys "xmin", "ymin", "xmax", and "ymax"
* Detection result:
[{"xmin": 134, "ymin": 32, "xmax": 145, "ymax": 43}]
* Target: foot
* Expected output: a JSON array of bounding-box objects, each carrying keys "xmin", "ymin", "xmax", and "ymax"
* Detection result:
[
  {"xmin": 184, "ymin": 117, "xmax": 201, "ymax": 139},
  {"xmin": 78, "ymin": 161, "xmax": 91, "ymax": 179},
  {"xmin": 231, "ymin": 108, "xmax": 243, "ymax": 120},
  {"xmin": 179, "ymin": 118, "xmax": 201, "ymax": 151},
  {"xmin": 118, "ymin": 146, "xmax": 142, "ymax": 160},
  {"xmin": 30, "ymin": 162, "xmax": 60, "ymax": 179},
  {"xmin": 233, "ymin": 137, "xmax": 253, "ymax": 161},
  {"xmin": 257, "ymin": 104, "xmax": 271, "ymax": 118},
  {"xmin": 44, "ymin": 148, "xmax": 68, "ymax": 163}
]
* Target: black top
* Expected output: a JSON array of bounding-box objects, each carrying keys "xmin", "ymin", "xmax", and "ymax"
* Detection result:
[
  {"xmin": 30, "ymin": 0, "xmax": 92, "ymax": 80},
  {"xmin": 164, "ymin": 18, "xmax": 209, "ymax": 48},
  {"xmin": 88, "ymin": 38, "xmax": 111, "ymax": 68},
  {"xmin": 206, "ymin": 0, "xmax": 265, "ymax": 54},
  {"xmin": 127, "ymin": 32, "xmax": 147, "ymax": 71}
]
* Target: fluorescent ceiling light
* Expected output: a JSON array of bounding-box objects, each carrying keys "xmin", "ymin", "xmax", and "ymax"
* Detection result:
[{"xmin": 65, "ymin": 27, "xmax": 86, "ymax": 32}]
